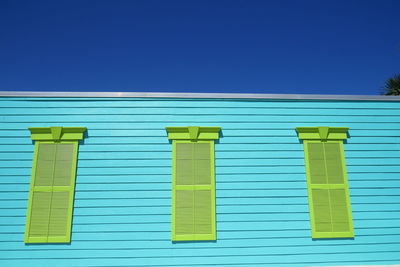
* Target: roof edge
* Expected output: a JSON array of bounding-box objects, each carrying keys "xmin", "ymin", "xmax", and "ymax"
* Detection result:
[{"xmin": 1, "ymin": 91, "xmax": 400, "ymax": 101}]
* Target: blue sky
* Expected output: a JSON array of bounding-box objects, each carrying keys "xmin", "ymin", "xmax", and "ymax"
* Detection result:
[{"xmin": 0, "ymin": 0, "xmax": 399, "ymax": 95}]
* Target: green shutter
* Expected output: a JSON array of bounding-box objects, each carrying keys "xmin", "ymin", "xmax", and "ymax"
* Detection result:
[
  {"xmin": 304, "ymin": 140, "xmax": 354, "ymax": 238},
  {"xmin": 172, "ymin": 141, "xmax": 216, "ymax": 241},
  {"xmin": 25, "ymin": 141, "xmax": 79, "ymax": 243},
  {"xmin": 25, "ymin": 127, "xmax": 86, "ymax": 243}
]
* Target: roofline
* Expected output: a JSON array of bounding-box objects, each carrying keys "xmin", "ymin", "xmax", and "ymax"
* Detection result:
[{"xmin": 1, "ymin": 91, "xmax": 400, "ymax": 101}]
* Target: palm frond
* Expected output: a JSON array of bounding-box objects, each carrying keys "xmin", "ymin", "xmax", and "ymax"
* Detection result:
[{"xmin": 383, "ymin": 74, "xmax": 400, "ymax": 95}]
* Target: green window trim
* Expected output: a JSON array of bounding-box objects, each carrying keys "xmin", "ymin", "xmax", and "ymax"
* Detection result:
[
  {"xmin": 296, "ymin": 126, "xmax": 349, "ymax": 141},
  {"xmin": 166, "ymin": 126, "xmax": 221, "ymax": 141},
  {"xmin": 296, "ymin": 127, "xmax": 354, "ymax": 239},
  {"xmin": 25, "ymin": 127, "xmax": 86, "ymax": 244},
  {"xmin": 166, "ymin": 126, "xmax": 221, "ymax": 241}
]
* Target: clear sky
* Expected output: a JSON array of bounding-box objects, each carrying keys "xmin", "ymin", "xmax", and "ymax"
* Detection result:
[{"xmin": 1, "ymin": 0, "xmax": 399, "ymax": 95}]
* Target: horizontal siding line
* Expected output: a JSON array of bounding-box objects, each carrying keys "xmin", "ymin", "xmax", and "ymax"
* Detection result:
[
  {"xmin": 4, "ymin": 233, "xmax": 398, "ymax": 241},
  {"xmin": 0, "ymin": 152, "xmax": 399, "ymax": 156},
  {"xmin": 0, "ymin": 181, "xmax": 307, "ymax": 186},
  {"xmin": 3, "ymin": 115, "xmax": 400, "ymax": 120},
  {"xmin": 33, "ymin": 261, "xmax": 400, "ymax": 267},
  {"xmin": 2, "ymin": 193, "xmax": 399, "ymax": 199},
  {"xmin": 0, "ymin": 245, "xmax": 400, "ymax": 254},
  {"xmin": 1, "ymin": 198, "xmax": 400, "ymax": 204},
  {"xmin": 1, "ymin": 111, "xmax": 400, "ymax": 116},
  {"xmin": 1, "ymin": 195, "xmax": 398, "ymax": 201},
  {"xmin": 1, "ymin": 124, "xmax": 400, "ymax": 127},
  {"xmin": 80, "ymin": 196, "xmax": 304, "ymax": 200},
  {"xmin": 358, "ymin": 226, "xmax": 400, "ymax": 229},
  {"xmin": 1, "ymin": 121, "xmax": 400, "ymax": 126},
  {"xmin": 2, "ymin": 121, "xmax": 400, "ymax": 124},
  {"xmin": 7, "ymin": 203, "xmax": 400, "ymax": 211},
  {"xmin": 2, "ymin": 208, "xmax": 400, "ymax": 213},
  {"xmin": 5, "ymin": 113, "xmax": 400, "ymax": 117},
  {"xmin": 76, "ymin": 264, "xmax": 400, "ymax": 267},
  {"xmin": 3, "ymin": 157, "xmax": 400, "ymax": 160},
  {"xmin": 0, "ymin": 182, "xmax": 28, "ymax": 185},
  {"xmin": 4, "ymin": 106, "xmax": 400, "ymax": 110},
  {"xmin": 2, "ymin": 137, "xmax": 400, "ymax": 140},
  {"xmin": 223, "ymin": 233, "xmax": 400, "ymax": 240},
  {"xmin": 27, "ymin": 262, "xmax": 400, "ymax": 267},
  {"xmin": 1, "ymin": 142, "xmax": 400, "ymax": 146},
  {"xmin": 0, "ymin": 195, "xmax": 397, "ymax": 200},
  {"xmin": 1, "ymin": 224, "xmax": 399, "ymax": 230},
  {"xmin": 1, "ymin": 120, "xmax": 400, "ymax": 123},
  {"xmin": 2, "ymin": 250, "xmax": 400, "ymax": 260},
  {"xmin": 2, "ymin": 234, "xmax": 400, "ymax": 242},
  {"xmin": 3, "ymin": 210, "xmax": 400, "ymax": 216},
  {"xmin": 3, "ymin": 137, "xmax": 400, "ymax": 140},
  {"xmin": 2, "ymin": 241, "xmax": 400, "ymax": 251},
  {"xmin": 2, "ymin": 122, "xmax": 400, "ymax": 126},
  {"xmin": 5, "ymin": 164, "xmax": 400, "ymax": 168},
  {"xmin": 50, "ymin": 173, "xmax": 395, "ymax": 177},
  {"xmin": 3, "ymin": 129, "xmax": 400, "ymax": 132},
  {"xmin": 0, "ymin": 139, "xmax": 381, "ymax": 144},
  {"xmin": 27, "ymin": 264, "xmax": 400, "ymax": 267},
  {"xmin": 2, "ymin": 187, "xmax": 399, "ymax": 192},
  {"xmin": 0, "ymin": 210, "xmax": 400, "ymax": 215},
  {"xmin": 1, "ymin": 233, "xmax": 397, "ymax": 241},
  {"xmin": 4, "ymin": 147, "xmax": 400, "ymax": 150},
  {"xmin": 66, "ymin": 187, "xmax": 400, "ymax": 191},
  {"xmin": 79, "ymin": 180, "xmax": 392, "ymax": 184},
  {"xmin": 0, "ymin": 105, "xmax": 397, "ymax": 110},
  {"xmin": 3, "ymin": 172, "xmax": 400, "ymax": 176},
  {"xmin": 73, "ymin": 174, "xmax": 399, "ymax": 177},
  {"xmin": 1, "ymin": 210, "xmax": 400, "ymax": 215},
  {"xmin": 2, "ymin": 174, "xmax": 400, "ymax": 178},
  {"xmin": 2, "ymin": 127, "xmax": 400, "ymax": 131}
]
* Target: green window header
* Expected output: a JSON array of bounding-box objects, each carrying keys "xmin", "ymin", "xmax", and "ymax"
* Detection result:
[
  {"xmin": 296, "ymin": 126, "xmax": 349, "ymax": 141},
  {"xmin": 166, "ymin": 126, "xmax": 221, "ymax": 141},
  {"xmin": 29, "ymin": 127, "xmax": 87, "ymax": 141}
]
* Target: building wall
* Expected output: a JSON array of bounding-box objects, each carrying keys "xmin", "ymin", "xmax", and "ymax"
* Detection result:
[{"xmin": 0, "ymin": 97, "xmax": 400, "ymax": 267}]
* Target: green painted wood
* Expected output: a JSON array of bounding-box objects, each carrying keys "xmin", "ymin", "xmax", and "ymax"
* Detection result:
[
  {"xmin": 172, "ymin": 141, "xmax": 216, "ymax": 241},
  {"xmin": 303, "ymin": 140, "xmax": 354, "ymax": 238},
  {"xmin": 24, "ymin": 142, "xmax": 79, "ymax": 243}
]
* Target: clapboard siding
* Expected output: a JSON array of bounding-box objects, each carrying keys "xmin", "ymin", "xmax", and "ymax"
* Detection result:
[{"xmin": 0, "ymin": 97, "xmax": 400, "ymax": 267}]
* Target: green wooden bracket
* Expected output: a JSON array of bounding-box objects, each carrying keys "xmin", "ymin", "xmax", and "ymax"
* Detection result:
[
  {"xmin": 318, "ymin": 126, "xmax": 329, "ymax": 141},
  {"xmin": 188, "ymin": 126, "xmax": 200, "ymax": 140},
  {"xmin": 296, "ymin": 126, "xmax": 349, "ymax": 141},
  {"xmin": 51, "ymin": 127, "xmax": 63, "ymax": 141},
  {"xmin": 166, "ymin": 126, "xmax": 221, "ymax": 141},
  {"xmin": 29, "ymin": 127, "xmax": 87, "ymax": 141}
]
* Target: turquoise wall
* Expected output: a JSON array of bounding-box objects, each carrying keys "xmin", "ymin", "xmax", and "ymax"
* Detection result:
[{"xmin": 0, "ymin": 97, "xmax": 400, "ymax": 267}]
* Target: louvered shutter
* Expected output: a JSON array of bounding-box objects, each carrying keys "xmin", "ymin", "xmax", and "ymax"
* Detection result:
[
  {"xmin": 25, "ymin": 142, "xmax": 78, "ymax": 243},
  {"xmin": 305, "ymin": 141, "xmax": 354, "ymax": 238},
  {"xmin": 173, "ymin": 141, "xmax": 216, "ymax": 241}
]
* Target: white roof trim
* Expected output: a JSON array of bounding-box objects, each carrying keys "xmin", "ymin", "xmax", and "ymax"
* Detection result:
[{"xmin": 1, "ymin": 91, "xmax": 400, "ymax": 101}]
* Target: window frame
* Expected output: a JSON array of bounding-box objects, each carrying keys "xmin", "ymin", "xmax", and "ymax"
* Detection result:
[
  {"xmin": 171, "ymin": 140, "xmax": 216, "ymax": 241},
  {"xmin": 166, "ymin": 126, "xmax": 221, "ymax": 242},
  {"xmin": 24, "ymin": 127, "xmax": 86, "ymax": 244},
  {"xmin": 303, "ymin": 139, "xmax": 354, "ymax": 238},
  {"xmin": 296, "ymin": 126, "xmax": 354, "ymax": 239}
]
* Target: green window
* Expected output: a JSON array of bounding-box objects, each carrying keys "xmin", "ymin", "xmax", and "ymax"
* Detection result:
[
  {"xmin": 166, "ymin": 126, "xmax": 221, "ymax": 241},
  {"xmin": 25, "ymin": 127, "xmax": 86, "ymax": 243},
  {"xmin": 296, "ymin": 127, "xmax": 354, "ymax": 238}
]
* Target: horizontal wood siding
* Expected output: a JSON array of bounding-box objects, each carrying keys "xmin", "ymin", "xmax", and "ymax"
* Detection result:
[{"xmin": 0, "ymin": 97, "xmax": 400, "ymax": 267}]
